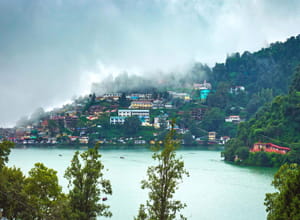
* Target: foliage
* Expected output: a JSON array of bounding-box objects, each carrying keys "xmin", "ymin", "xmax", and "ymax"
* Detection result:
[
  {"xmin": 289, "ymin": 65, "xmax": 300, "ymax": 93},
  {"xmin": 265, "ymin": 163, "xmax": 300, "ymax": 220},
  {"xmin": 135, "ymin": 126, "xmax": 189, "ymax": 220},
  {"xmin": 124, "ymin": 116, "xmax": 141, "ymax": 135},
  {"xmin": 119, "ymin": 92, "xmax": 130, "ymax": 107},
  {"xmin": 224, "ymin": 65, "xmax": 300, "ymax": 166},
  {"xmin": 200, "ymin": 107, "xmax": 225, "ymax": 132},
  {"xmin": 23, "ymin": 162, "xmax": 68, "ymax": 220},
  {"xmin": 0, "ymin": 166, "xmax": 27, "ymax": 219},
  {"xmin": 64, "ymin": 146, "xmax": 112, "ymax": 220},
  {"xmin": 0, "ymin": 141, "xmax": 14, "ymax": 169}
]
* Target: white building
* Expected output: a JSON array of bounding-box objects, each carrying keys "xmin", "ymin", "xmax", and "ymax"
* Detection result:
[
  {"xmin": 225, "ymin": 115, "xmax": 241, "ymax": 123},
  {"xmin": 118, "ymin": 109, "xmax": 149, "ymax": 117},
  {"xmin": 110, "ymin": 116, "xmax": 126, "ymax": 125}
]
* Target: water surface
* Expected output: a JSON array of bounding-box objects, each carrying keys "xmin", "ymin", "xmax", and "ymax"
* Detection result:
[{"xmin": 8, "ymin": 147, "xmax": 276, "ymax": 220}]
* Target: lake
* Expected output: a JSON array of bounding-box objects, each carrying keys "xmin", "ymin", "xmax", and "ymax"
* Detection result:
[{"xmin": 7, "ymin": 146, "xmax": 276, "ymax": 220}]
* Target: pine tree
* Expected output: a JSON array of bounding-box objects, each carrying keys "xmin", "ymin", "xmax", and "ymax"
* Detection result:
[
  {"xmin": 65, "ymin": 146, "xmax": 112, "ymax": 219},
  {"xmin": 135, "ymin": 125, "xmax": 189, "ymax": 220}
]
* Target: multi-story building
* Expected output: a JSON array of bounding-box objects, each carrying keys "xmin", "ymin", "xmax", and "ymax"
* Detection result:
[
  {"xmin": 225, "ymin": 115, "xmax": 241, "ymax": 123},
  {"xmin": 251, "ymin": 143, "xmax": 290, "ymax": 154},
  {"xmin": 110, "ymin": 116, "xmax": 126, "ymax": 125},
  {"xmin": 118, "ymin": 109, "xmax": 150, "ymax": 117},
  {"xmin": 208, "ymin": 132, "xmax": 216, "ymax": 141},
  {"xmin": 191, "ymin": 108, "xmax": 207, "ymax": 120},
  {"xmin": 129, "ymin": 100, "xmax": 153, "ymax": 109}
]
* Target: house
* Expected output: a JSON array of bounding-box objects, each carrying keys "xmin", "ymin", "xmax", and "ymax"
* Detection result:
[
  {"xmin": 79, "ymin": 136, "xmax": 89, "ymax": 144},
  {"xmin": 220, "ymin": 136, "xmax": 230, "ymax": 145},
  {"xmin": 193, "ymin": 80, "xmax": 212, "ymax": 90},
  {"xmin": 152, "ymin": 100, "xmax": 164, "ymax": 109},
  {"xmin": 68, "ymin": 136, "xmax": 79, "ymax": 142},
  {"xmin": 64, "ymin": 116, "xmax": 78, "ymax": 129},
  {"xmin": 168, "ymin": 91, "xmax": 191, "ymax": 101},
  {"xmin": 110, "ymin": 116, "xmax": 126, "ymax": 125},
  {"xmin": 191, "ymin": 108, "xmax": 207, "ymax": 120},
  {"xmin": 127, "ymin": 93, "xmax": 152, "ymax": 100},
  {"xmin": 117, "ymin": 109, "xmax": 150, "ymax": 125},
  {"xmin": 230, "ymin": 86, "xmax": 245, "ymax": 94},
  {"xmin": 250, "ymin": 142, "xmax": 290, "ymax": 154},
  {"xmin": 118, "ymin": 109, "xmax": 150, "ymax": 117},
  {"xmin": 208, "ymin": 132, "xmax": 216, "ymax": 141},
  {"xmin": 194, "ymin": 80, "xmax": 212, "ymax": 101},
  {"xmin": 88, "ymin": 105, "xmax": 104, "ymax": 115},
  {"xmin": 134, "ymin": 140, "xmax": 146, "ymax": 145},
  {"xmin": 225, "ymin": 115, "xmax": 241, "ymax": 123},
  {"xmin": 164, "ymin": 103, "xmax": 173, "ymax": 109},
  {"xmin": 200, "ymin": 89, "xmax": 210, "ymax": 101},
  {"xmin": 129, "ymin": 100, "xmax": 153, "ymax": 109},
  {"xmin": 97, "ymin": 93, "xmax": 121, "ymax": 101}
]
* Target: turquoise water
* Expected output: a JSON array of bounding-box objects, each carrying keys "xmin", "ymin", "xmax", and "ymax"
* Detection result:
[{"xmin": 7, "ymin": 147, "xmax": 276, "ymax": 220}]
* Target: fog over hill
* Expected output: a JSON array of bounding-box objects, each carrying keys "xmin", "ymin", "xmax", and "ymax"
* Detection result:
[{"xmin": 1, "ymin": 0, "xmax": 300, "ymax": 126}]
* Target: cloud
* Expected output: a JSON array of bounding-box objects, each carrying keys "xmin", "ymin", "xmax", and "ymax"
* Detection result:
[{"xmin": 0, "ymin": 0, "xmax": 300, "ymax": 126}]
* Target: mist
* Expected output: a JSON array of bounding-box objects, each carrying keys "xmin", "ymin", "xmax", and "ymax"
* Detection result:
[{"xmin": 1, "ymin": 0, "xmax": 300, "ymax": 126}]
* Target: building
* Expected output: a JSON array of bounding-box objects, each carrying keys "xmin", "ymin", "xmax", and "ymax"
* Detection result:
[
  {"xmin": 200, "ymin": 89, "xmax": 210, "ymax": 101},
  {"xmin": 88, "ymin": 105, "xmax": 104, "ymax": 115},
  {"xmin": 79, "ymin": 136, "xmax": 89, "ymax": 144},
  {"xmin": 230, "ymin": 86, "xmax": 245, "ymax": 94},
  {"xmin": 225, "ymin": 115, "xmax": 241, "ymax": 123},
  {"xmin": 118, "ymin": 109, "xmax": 149, "ymax": 117},
  {"xmin": 193, "ymin": 80, "xmax": 212, "ymax": 90},
  {"xmin": 250, "ymin": 143, "xmax": 290, "ymax": 154},
  {"xmin": 98, "ymin": 93, "xmax": 122, "ymax": 101},
  {"xmin": 208, "ymin": 132, "xmax": 216, "ymax": 141},
  {"xmin": 164, "ymin": 103, "xmax": 173, "ymax": 109},
  {"xmin": 117, "ymin": 109, "xmax": 150, "ymax": 125},
  {"xmin": 64, "ymin": 116, "xmax": 78, "ymax": 129},
  {"xmin": 168, "ymin": 91, "xmax": 191, "ymax": 101},
  {"xmin": 194, "ymin": 80, "xmax": 212, "ymax": 101},
  {"xmin": 152, "ymin": 100, "xmax": 165, "ymax": 109},
  {"xmin": 191, "ymin": 108, "xmax": 207, "ymax": 120},
  {"xmin": 110, "ymin": 116, "xmax": 126, "ymax": 125},
  {"xmin": 129, "ymin": 100, "xmax": 153, "ymax": 109},
  {"xmin": 127, "ymin": 93, "xmax": 152, "ymax": 100},
  {"xmin": 220, "ymin": 136, "xmax": 230, "ymax": 145}
]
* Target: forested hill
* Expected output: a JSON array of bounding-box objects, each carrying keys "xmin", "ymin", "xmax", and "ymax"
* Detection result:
[
  {"xmin": 223, "ymin": 66, "xmax": 300, "ymax": 166},
  {"xmin": 208, "ymin": 34, "xmax": 300, "ymax": 96}
]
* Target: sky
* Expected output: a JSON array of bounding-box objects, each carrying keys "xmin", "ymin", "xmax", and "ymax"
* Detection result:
[{"xmin": 0, "ymin": 0, "xmax": 300, "ymax": 127}]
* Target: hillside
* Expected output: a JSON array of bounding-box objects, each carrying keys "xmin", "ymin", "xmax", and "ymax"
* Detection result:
[{"xmin": 223, "ymin": 65, "xmax": 300, "ymax": 166}]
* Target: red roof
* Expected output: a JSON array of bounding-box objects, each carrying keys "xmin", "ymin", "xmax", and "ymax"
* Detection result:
[{"xmin": 267, "ymin": 143, "xmax": 290, "ymax": 151}]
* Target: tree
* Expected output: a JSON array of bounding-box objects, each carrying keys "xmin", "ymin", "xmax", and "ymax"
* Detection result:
[
  {"xmin": 135, "ymin": 126, "xmax": 189, "ymax": 220},
  {"xmin": 265, "ymin": 163, "xmax": 300, "ymax": 220},
  {"xmin": 0, "ymin": 166, "xmax": 27, "ymax": 219},
  {"xmin": 23, "ymin": 163, "xmax": 67, "ymax": 220},
  {"xmin": 119, "ymin": 93, "xmax": 130, "ymax": 107},
  {"xmin": 64, "ymin": 146, "xmax": 112, "ymax": 220},
  {"xmin": 200, "ymin": 107, "xmax": 225, "ymax": 132},
  {"xmin": 0, "ymin": 141, "xmax": 14, "ymax": 169},
  {"xmin": 124, "ymin": 116, "xmax": 141, "ymax": 135},
  {"xmin": 183, "ymin": 131, "xmax": 194, "ymax": 145},
  {"xmin": 289, "ymin": 65, "xmax": 300, "ymax": 93}
]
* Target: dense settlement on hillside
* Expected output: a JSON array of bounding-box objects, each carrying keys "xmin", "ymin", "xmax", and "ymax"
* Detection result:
[{"xmin": 0, "ymin": 80, "xmax": 289, "ymax": 155}]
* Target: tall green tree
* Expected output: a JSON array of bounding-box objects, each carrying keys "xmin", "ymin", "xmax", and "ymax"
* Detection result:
[
  {"xmin": 23, "ymin": 163, "xmax": 68, "ymax": 220},
  {"xmin": 265, "ymin": 163, "xmax": 300, "ymax": 220},
  {"xmin": 289, "ymin": 65, "xmax": 300, "ymax": 93},
  {"xmin": 0, "ymin": 141, "xmax": 14, "ymax": 169},
  {"xmin": 64, "ymin": 146, "xmax": 112, "ymax": 220},
  {"xmin": 135, "ymin": 126, "xmax": 189, "ymax": 220},
  {"xmin": 124, "ymin": 116, "xmax": 141, "ymax": 135},
  {"xmin": 0, "ymin": 166, "xmax": 27, "ymax": 219}
]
